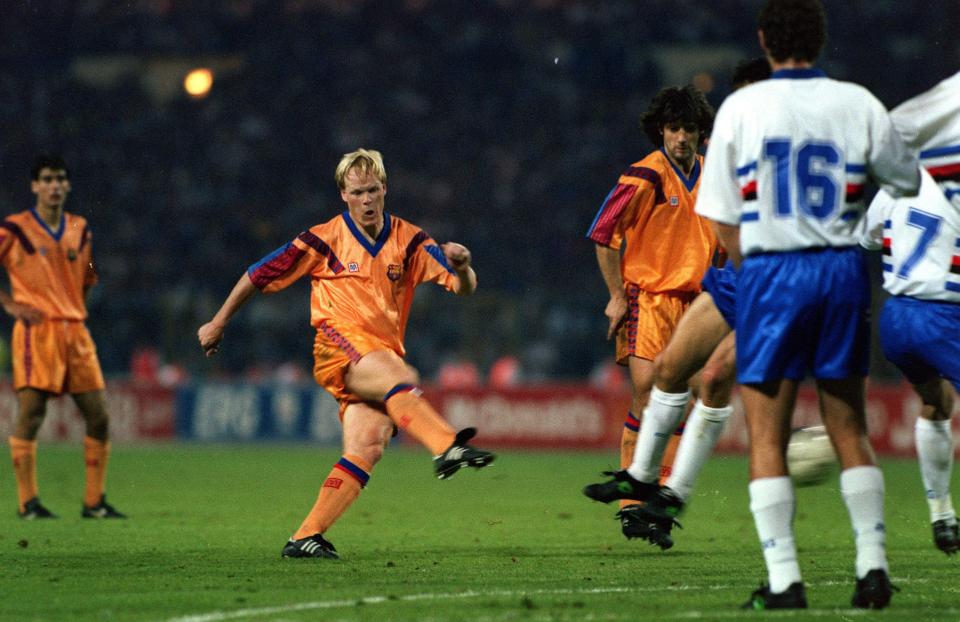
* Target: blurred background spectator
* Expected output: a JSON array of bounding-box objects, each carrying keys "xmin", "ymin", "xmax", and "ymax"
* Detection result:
[{"xmin": 0, "ymin": 0, "xmax": 956, "ymax": 385}]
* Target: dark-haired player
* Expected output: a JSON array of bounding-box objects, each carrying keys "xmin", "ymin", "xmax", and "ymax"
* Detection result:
[
  {"xmin": 2, "ymin": 155, "xmax": 125, "ymax": 520},
  {"xmin": 695, "ymin": 0, "xmax": 920, "ymax": 610},
  {"xmin": 583, "ymin": 59, "xmax": 771, "ymax": 550},
  {"xmin": 584, "ymin": 85, "xmax": 716, "ymax": 538}
]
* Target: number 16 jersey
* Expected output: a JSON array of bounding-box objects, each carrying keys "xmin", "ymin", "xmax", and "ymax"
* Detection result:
[{"xmin": 695, "ymin": 68, "xmax": 920, "ymax": 256}]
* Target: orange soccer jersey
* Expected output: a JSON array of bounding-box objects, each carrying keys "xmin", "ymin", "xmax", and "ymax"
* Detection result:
[
  {"xmin": 0, "ymin": 209, "xmax": 103, "ymax": 393},
  {"xmin": 586, "ymin": 149, "xmax": 716, "ymax": 293},
  {"xmin": 247, "ymin": 212, "xmax": 459, "ymax": 403},
  {"xmin": 0, "ymin": 209, "xmax": 97, "ymax": 320}
]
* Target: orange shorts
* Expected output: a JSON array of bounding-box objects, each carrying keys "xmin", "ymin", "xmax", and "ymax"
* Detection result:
[
  {"xmin": 12, "ymin": 319, "xmax": 105, "ymax": 395},
  {"xmin": 616, "ymin": 285, "xmax": 697, "ymax": 364},
  {"xmin": 312, "ymin": 320, "xmax": 391, "ymax": 419}
]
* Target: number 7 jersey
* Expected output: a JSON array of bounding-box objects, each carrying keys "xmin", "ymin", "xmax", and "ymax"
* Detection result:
[
  {"xmin": 864, "ymin": 168, "xmax": 960, "ymax": 302},
  {"xmin": 695, "ymin": 68, "xmax": 920, "ymax": 256}
]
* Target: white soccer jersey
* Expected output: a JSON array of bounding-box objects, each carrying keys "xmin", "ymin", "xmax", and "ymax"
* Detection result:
[
  {"xmin": 890, "ymin": 71, "xmax": 960, "ymax": 210},
  {"xmin": 863, "ymin": 168, "xmax": 960, "ymax": 303},
  {"xmin": 696, "ymin": 68, "xmax": 920, "ymax": 256}
]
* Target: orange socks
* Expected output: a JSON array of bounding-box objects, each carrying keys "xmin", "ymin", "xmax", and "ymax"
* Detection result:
[
  {"xmin": 293, "ymin": 454, "xmax": 372, "ymax": 539},
  {"xmin": 83, "ymin": 436, "xmax": 110, "ymax": 507},
  {"xmin": 383, "ymin": 385, "xmax": 455, "ymax": 455},
  {"xmin": 9, "ymin": 436, "xmax": 38, "ymax": 512},
  {"xmin": 619, "ymin": 413, "xmax": 640, "ymax": 509},
  {"xmin": 659, "ymin": 430, "xmax": 682, "ymax": 484}
]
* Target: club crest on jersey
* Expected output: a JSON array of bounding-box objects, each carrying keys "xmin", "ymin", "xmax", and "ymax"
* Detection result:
[
  {"xmin": 386, "ymin": 264, "xmax": 403, "ymax": 281},
  {"xmin": 670, "ymin": 196, "xmax": 679, "ymax": 206},
  {"xmin": 67, "ymin": 249, "xmax": 77, "ymax": 261},
  {"xmin": 348, "ymin": 262, "xmax": 359, "ymax": 272}
]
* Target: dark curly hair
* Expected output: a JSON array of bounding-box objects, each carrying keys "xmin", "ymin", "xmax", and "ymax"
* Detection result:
[
  {"xmin": 640, "ymin": 85, "xmax": 715, "ymax": 147},
  {"xmin": 731, "ymin": 57, "xmax": 772, "ymax": 90},
  {"xmin": 758, "ymin": 0, "xmax": 826, "ymax": 63},
  {"xmin": 31, "ymin": 154, "xmax": 69, "ymax": 180}
]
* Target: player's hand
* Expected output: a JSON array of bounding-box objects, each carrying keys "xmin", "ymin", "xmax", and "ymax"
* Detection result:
[
  {"xmin": 197, "ymin": 321, "xmax": 225, "ymax": 357},
  {"xmin": 441, "ymin": 242, "xmax": 471, "ymax": 271},
  {"xmin": 604, "ymin": 294, "xmax": 627, "ymax": 341},
  {"xmin": 3, "ymin": 301, "xmax": 44, "ymax": 325}
]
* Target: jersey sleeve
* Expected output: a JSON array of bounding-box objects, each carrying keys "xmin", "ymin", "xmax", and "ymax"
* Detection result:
[
  {"xmin": 247, "ymin": 230, "xmax": 344, "ymax": 294},
  {"xmin": 861, "ymin": 191, "xmax": 892, "ymax": 251},
  {"xmin": 865, "ymin": 94, "xmax": 922, "ymax": 199},
  {"xmin": 586, "ymin": 168, "xmax": 663, "ymax": 248},
  {"xmin": 695, "ymin": 101, "xmax": 743, "ymax": 225},
  {"xmin": 404, "ymin": 230, "xmax": 459, "ymax": 292}
]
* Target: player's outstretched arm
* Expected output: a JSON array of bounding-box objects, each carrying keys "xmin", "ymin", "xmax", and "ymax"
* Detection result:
[
  {"xmin": 594, "ymin": 244, "xmax": 626, "ymax": 340},
  {"xmin": 441, "ymin": 242, "xmax": 477, "ymax": 296},
  {"xmin": 197, "ymin": 273, "xmax": 258, "ymax": 357},
  {"xmin": 0, "ymin": 290, "xmax": 44, "ymax": 324}
]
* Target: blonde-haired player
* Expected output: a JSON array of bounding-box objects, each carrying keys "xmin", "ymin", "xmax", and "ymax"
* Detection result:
[{"xmin": 198, "ymin": 148, "xmax": 494, "ymax": 559}]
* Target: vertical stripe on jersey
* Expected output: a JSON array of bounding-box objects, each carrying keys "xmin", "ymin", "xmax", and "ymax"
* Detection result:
[
  {"xmin": 247, "ymin": 243, "xmax": 307, "ymax": 289},
  {"xmin": 0, "ymin": 221, "xmax": 36, "ymax": 254},
  {"xmin": 297, "ymin": 231, "xmax": 345, "ymax": 273}
]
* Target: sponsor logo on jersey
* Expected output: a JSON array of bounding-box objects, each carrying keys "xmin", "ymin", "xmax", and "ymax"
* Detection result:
[
  {"xmin": 348, "ymin": 262, "xmax": 359, "ymax": 272},
  {"xmin": 387, "ymin": 264, "xmax": 403, "ymax": 281},
  {"xmin": 670, "ymin": 196, "xmax": 679, "ymax": 206}
]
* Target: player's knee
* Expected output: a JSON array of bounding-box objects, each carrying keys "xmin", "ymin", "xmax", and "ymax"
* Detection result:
[{"xmin": 652, "ymin": 353, "xmax": 686, "ymax": 394}]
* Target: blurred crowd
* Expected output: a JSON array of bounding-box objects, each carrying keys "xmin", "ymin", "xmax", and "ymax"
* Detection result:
[{"xmin": 0, "ymin": 0, "xmax": 956, "ymax": 384}]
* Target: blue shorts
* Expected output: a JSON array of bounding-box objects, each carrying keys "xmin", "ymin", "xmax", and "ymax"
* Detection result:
[
  {"xmin": 880, "ymin": 296, "xmax": 960, "ymax": 392},
  {"xmin": 736, "ymin": 247, "xmax": 870, "ymax": 383},
  {"xmin": 701, "ymin": 261, "xmax": 737, "ymax": 329}
]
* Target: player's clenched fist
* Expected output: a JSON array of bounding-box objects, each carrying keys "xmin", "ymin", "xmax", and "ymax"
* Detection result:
[
  {"xmin": 441, "ymin": 242, "xmax": 471, "ymax": 270},
  {"xmin": 197, "ymin": 321, "xmax": 224, "ymax": 356}
]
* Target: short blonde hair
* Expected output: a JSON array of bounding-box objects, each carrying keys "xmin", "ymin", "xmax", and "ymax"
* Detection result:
[{"xmin": 335, "ymin": 148, "xmax": 387, "ymax": 189}]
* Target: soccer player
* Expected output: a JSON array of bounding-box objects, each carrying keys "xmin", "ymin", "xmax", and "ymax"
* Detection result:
[
  {"xmin": 583, "ymin": 58, "xmax": 771, "ymax": 551},
  {"xmin": 197, "ymin": 148, "xmax": 495, "ymax": 559},
  {"xmin": 863, "ymin": 70, "xmax": 960, "ymax": 556},
  {"xmin": 695, "ymin": 0, "xmax": 920, "ymax": 610},
  {"xmin": 1, "ymin": 155, "xmax": 125, "ymax": 520},
  {"xmin": 584, "ymin": 84, "xmax": 716, "ymax": 539}
]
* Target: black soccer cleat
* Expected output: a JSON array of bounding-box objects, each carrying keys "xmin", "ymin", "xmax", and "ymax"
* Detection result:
[
  {"xmin": 583, "ymin": 470, "xmax": 658, "ymax": 504},
  {"xmin": 281, "ymin": 533, "xmax": 339, "ymax": 559},
  {"xmin": 433, "ymin": 427, "xmax": 495, "ymax": 480},
  {"xmin": 741, "ymin": 582, "xmax": 808, "ymax": 610},
  {"xmin": 82, "ymin": 494, "xmax": 127, "ymax": 519},
  {"xmin": 932, "ymin": 519, "xmax": 960, "ymax": 555},
  {"xmin": 18, "ymin": 496, "xmax": 57, "ymax": 520},
  {"xmin": 851, "ymin": 568, "xmax": 898, "ymax": 609},
  {"xmin": 615, "ymin": 503, "xmax": 679, "ymax": 548}
]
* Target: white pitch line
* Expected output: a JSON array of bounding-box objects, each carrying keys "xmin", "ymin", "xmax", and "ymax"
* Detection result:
[{"xmin": 163, "ymin": 577, "xmax": 935, "ymax": 622}]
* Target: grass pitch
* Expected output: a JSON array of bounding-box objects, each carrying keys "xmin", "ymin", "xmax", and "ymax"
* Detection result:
[{"xmin": 1, "ymin": 444, "xmax": 958, "ymax": 621}]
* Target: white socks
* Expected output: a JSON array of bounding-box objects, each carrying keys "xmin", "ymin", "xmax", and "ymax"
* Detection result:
[
  {"xmin": 749, "ymin": 477, "xmax": 801, "ymax": 593},
  {"xmin": 626, "ymin": 387, "xmax": 690, "ymax": 482},
  {"xmin": 841, "ymin": 466, "xmax": 888, "ymax": 579},
  {"xmin": 915, "ymin": 417, "xmax": 956, "ymax": 523},
  {"xmin": 665, "ymin": 401, "xmax": 732, "ymax": 500}
]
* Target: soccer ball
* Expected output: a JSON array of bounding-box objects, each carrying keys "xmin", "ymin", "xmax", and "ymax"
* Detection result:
[{"xmin": 786, "ymin": 425, "xmax": 837, "ymax": 486}]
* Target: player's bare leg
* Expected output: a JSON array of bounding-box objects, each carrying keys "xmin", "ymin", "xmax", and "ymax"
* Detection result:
[
  {"xmin": 345, "ymin": 349, "xmax": 493, "ymax": 478},
  {"xmin": 817, "ymin": 376, "xmax": 893, "ymax": 607},
  {"xmin": 661, "ymin": 332, "xmax": 736, "ymax": 503},
  {"xmin": 655, "ymin": 293, "xmax": 730, "ymax": 394},
  {"xmin": 285, "ymin": 402, "xmax": 393, "ymax": 558},
  {"xmin": 911, "ymin": 378, "xmax": 958, "ymax": 554},
  {"xmin": 9, "ymin": 388, "xmax": 52, "ymax": 517},
  {"xmin": 72, "ymin": 390, "xmax": 125, "ymax": 518},
  {"xmin": 741, "ymin": 379, "xmax": 803, "ymax": 596}
]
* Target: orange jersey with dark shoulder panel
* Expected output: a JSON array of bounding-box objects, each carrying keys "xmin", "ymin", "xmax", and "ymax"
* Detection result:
[
  {"xmin": 247, "ymin": 212, "xmax": 459, "ymax": 357},
  {"xmin": 586, "ymin": 149, "xmax": 716, "ymax": 293},
  {"xmin": 0, "ymin": 209, "xmax": 97, "ymax": 320}
]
